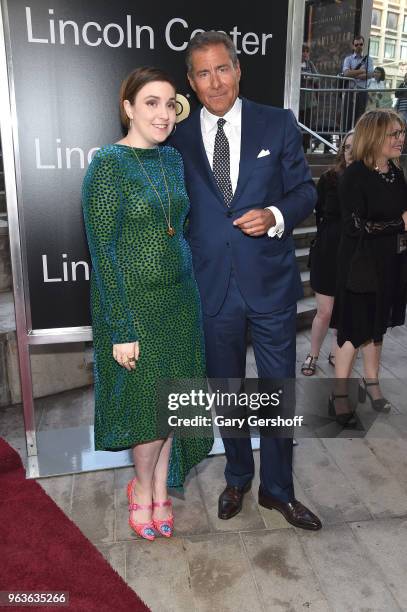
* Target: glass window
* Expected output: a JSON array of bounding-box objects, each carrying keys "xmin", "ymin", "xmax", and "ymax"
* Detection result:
[
  {"xmin": 404, "ymin": 15, "xmax": 407, "ymax": 33},
  {"xmin": 372, "ymin": 9, "xmax": 382, "ymax": 27},
  {"xmin": 401, "ymin": 43, "xmax": 407, "ymax": 60},
  {"xmin": 370, "ymin": 37, "xmax": 380, "ymax": 57},
  {"xmin": 386, "ymin": 12, "xmax": 398, "ymax": 30},
  {"xmin": 384, "ymin": 38, "xmax": 396, "ymax": 59}
]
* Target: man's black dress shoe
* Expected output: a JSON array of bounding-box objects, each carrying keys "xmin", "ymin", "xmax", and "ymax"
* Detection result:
[
  {"xmin": 258, "ymin": 488, "xmax": 322, "ymax": 531},
  {"xmin": 218, "ymin": 482, "xmax": 251, "ymax": 520}
]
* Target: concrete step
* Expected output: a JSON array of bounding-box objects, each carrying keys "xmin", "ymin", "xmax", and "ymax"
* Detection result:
[
  {"xmin": 296, "ymin": 295, "xmax": 316, "ymax": 330},
  {"xmin": 298, "ymin": 212, "xmax": 316, "ymax": 229},
  {"xmin": 300, "ymin": 270, "xmax": 313, "ymax": 298},
  {"xmin": 293, "ymin": 225, "xmax": 317, "ymax": 249},
  {"xmin": 308, "ymin": 165, "xmax": 330, "ymax": 179},
  {"xmin": 306, "ymin": 152, "xmax": 336, "ymax": 165},
  {"xmin": 296, "ymin": 247, "xmax": 310, "ymax": 272}
]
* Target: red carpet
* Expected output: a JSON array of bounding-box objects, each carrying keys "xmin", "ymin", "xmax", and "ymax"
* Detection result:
[{"xmin": 0, "ymin": 438, "xmax": 150, "ymax": 611}]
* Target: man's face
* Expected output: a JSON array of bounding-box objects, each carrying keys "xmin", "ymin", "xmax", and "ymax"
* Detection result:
[
  {"xmin": 353, "ymin": 38, "xmax": 364, "ymax": 55},
  {"xmin": 302, "ymin": 49, "xmax": 310, "ymax": 62},
  {"xmin": 187, "ymin": 43, "xmax": 241, "ymax": 116}
]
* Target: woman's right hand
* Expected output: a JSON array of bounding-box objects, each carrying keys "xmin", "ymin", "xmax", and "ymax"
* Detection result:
[
  {"xmin": 113, "ymin": 342, "xmax": 140, "ymax": 371},
  {"xmin": 402, "ymin": 211, "xmax": 407, "ymax": 231}
]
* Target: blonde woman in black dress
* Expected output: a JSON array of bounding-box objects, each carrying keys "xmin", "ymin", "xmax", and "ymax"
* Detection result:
[
  {"xmin": 301, "ymin": 131, "xmax": 354, "ymax": 376},
  {"xmin": 330, "ymin": 110, "xmax": 407, "ymax": 417}
]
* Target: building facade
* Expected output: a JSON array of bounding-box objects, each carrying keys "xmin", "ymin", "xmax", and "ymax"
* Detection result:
[{"xmin": 370, "ymin": 0, "xmax": 407, "ymax": 87}]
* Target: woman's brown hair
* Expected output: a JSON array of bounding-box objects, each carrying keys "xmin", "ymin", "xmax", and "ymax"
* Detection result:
[
  {"xmin": 119, "ymin": 66, "xmax": 177, "ymax": 130},
  {"xmin": 351, "ymin": 109, "xmax": 404, "ymax": 170},
  {"xmin": 334, "ymin": 129, "xmax": 354, "ymax": 174}
]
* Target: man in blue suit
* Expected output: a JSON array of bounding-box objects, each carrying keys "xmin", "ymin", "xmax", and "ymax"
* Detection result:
[{"xmin": 172, "ymin": 31, "xmax": 321, "ymax": 530}]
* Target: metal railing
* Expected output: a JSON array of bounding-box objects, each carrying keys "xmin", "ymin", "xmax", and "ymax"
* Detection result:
[{"xmin": 300, "ymin": 72, "xmax": 406, "ymax": 148}]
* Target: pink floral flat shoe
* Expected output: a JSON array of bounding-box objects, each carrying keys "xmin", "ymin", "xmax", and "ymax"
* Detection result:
[{"xmin": 152, "ymin": 499, "xmax": 174, "ymax": 537}]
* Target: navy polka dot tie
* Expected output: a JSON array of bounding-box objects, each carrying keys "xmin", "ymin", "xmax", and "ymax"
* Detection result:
[{"xmin": 213, "ymin": 118, "xmax": 233, "ymax": 206}]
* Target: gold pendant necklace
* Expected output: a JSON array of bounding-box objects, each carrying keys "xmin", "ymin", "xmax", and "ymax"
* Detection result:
[{"xmin": 131, "ymin": 146, "xmax": 175, "ymax": 237}]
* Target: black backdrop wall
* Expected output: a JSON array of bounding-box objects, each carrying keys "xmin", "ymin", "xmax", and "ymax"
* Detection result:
[{"xmin": 3, "ymin": 0, "xmax": 289, "ymax": 331}]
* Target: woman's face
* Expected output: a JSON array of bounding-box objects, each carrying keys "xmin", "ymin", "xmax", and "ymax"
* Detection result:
[
  {"xmin": 374, "ymin": 69, "xmax": 381, "ymax": 82},
  {"xmin": 343, "ymin": 133, "xmax": 353, "ymax": 167},
  {"xmin": 125, "ymin": 81, "xmax": 176, "ymax": 148},
  {"xmin": 380, "ymin": 121, "xmax": 405, "ymax": 160}
]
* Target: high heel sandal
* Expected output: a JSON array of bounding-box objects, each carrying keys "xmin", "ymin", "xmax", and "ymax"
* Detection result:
[
  {"xmin": 152, "ymin": 499, "xmax": 174, "ymax": 538},
  {"xmin": 127, "ymin": 478, "xmax": 155, "ymax": 541},
  {"xmin": 301, "ymin": 354, "xmax": 318, "ymax": 376},
  {"xmin": 328, "ymin": 393, "xmax": 357, "ymax": 427},
  {"xmin": 358, "ymin": 378, "xmax": 391, "ymax": 413}
]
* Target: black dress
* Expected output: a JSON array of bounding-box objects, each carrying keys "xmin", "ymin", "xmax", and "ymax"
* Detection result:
[
  {"xmin": 331, "ymin": 160, "xmax": 407, "ymax": 348},
  {"xmin": 309, "ymin": 169, "xmax": 342, "ymax": 296}
]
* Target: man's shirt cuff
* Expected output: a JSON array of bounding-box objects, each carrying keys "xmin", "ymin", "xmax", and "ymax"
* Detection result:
[{"xmin": 266, "ymin": 206, "xmax": 284, "ymax": 238}]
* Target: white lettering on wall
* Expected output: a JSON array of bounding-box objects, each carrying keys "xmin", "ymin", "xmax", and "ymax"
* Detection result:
[
  {"xmin": 42, "ymin": 254, "xmax": 90, "ymax": 283},
  {"xmin": 165, "ymin": 18, "xmax": 188, "ymax": 51},
  {"xmin": 25, "ymin": 7, "xmax": 148, "ymax": 49},
  {"xmin": 25, "ymin": 7, "xmax": 272, "ymax": 55},
  {"xmin": 35, "ymin": 138, "xmax": 100, "ymax": 170}
]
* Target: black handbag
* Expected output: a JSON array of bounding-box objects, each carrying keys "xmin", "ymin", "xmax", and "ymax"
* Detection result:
[{"xmin": 346, "ymin": 224, "xmax": 378, "ymax": 293}]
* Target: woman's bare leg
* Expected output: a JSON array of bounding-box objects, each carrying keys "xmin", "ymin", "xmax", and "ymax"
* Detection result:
[
  {"xmin": 130, "ymin": 439, "xmax": 165, "ymax": 523},
  {"xmin": 334, "ymin": 340, "xmax": 358, "ymax": 412},
  {"xmin": 152, "ymin": 435, "xmax": 173, "ymax": 521},
  {"xmin": 361, "ymin": 341, "xmax": 384, "ymax": 400},
  {"xmin": 310, "ymin": 293, "xmax": 335, "ymax": 357}
]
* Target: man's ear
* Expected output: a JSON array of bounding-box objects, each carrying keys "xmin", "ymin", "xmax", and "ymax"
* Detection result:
[
  {"xmin": 187, "ymin": 73, "xmax": 196, "ymax": 93},
  {"xmin": 236, "ymin": 61, "xmax": 241, "ymax": 83}
]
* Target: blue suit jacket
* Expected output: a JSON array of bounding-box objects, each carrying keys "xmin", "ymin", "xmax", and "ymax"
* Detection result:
[{"xmin": 171, "ymin": 97, "xmax": 317, "ymax": 316}]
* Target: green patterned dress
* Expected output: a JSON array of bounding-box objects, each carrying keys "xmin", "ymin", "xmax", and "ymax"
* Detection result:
[{"xmin": 82, "ymin": 144, "xmax": 213, "ymax": 487}]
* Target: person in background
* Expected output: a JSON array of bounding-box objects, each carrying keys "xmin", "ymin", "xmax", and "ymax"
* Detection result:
[
  {"xmin": 367, "ymin": 67, "xmax": 390, "ymax": 110},
  {"xmin": 301, "ymin": 130, "xmax": 354, "ymax": 376},
  {"xmin": 330, "ymin": 110, "xmax": 407, "ymax": 420},
  {"xmin": 299, "ymin": 44, "xmax": 319, "ymax": 152},
  {"xmin": 82, "ymin": 67, "xmax": 213, "ymax": 541},
  {"xmin": 395, "ymin": 72, "xmax": 407, "ymax": 124},
  {"xmin": 343, "ymin": 35, "xmax": 374, "ymax": 125}
]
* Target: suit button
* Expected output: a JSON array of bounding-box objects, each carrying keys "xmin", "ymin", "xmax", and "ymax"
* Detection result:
[
  {"xmin": 226, "ymin": 242, "xmax": 230, "ymax": 247},
  {"xmin": 227, "ymin": 211, "xmax": 233, "ymax": 218}
]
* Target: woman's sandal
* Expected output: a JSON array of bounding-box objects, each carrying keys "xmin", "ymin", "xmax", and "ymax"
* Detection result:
[
  {"xmin": 152, "ymin": 500, "xmax": 174, "ymax": 538},
  {"xmin": 358, "ymin": 378, "xmax": 391, "ymax": 413},
  {"xmin": 328, "ymin": 393, "xmax": 357, "ymax": 427},
  {"xmin": 127, "ymin": 478, "xmax": 156, "ymax": 541},
  {"xmin": 301, "ymin": 354, "xmax": 318, "ymax": 376}
]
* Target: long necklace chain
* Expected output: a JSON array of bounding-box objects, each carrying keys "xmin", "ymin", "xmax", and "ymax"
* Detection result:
[{"xmin": 131, "ymin": 147, "xmax": 175, "ymax": 237}]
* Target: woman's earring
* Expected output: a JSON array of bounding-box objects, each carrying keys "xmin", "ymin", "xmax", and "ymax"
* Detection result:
[
  {"xmin": 129, "ymin": 117, "xmax": 133, "ymax": 129},
  {"xmin": 171, "ymin": 123, "xmax": 177, "ymax": 135}
]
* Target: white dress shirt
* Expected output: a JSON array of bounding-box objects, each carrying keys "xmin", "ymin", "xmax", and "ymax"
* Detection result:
[{"xmin": 200, "ymin": 98, "xmax": 284, "ymax": 238}]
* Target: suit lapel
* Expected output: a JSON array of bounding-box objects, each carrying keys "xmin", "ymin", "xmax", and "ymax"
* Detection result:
[{"xmin": 231, "ymin": 98, "xmax": 267, "ymax": 206}]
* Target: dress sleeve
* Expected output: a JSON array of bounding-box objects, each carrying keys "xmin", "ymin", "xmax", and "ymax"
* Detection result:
[
  {"xmin": 339, "ymin": 168, "xmax": 367, "ymax": 238},
  {"xmin": 315, "ymin": 173, "xmax": 326, "ymax": 227},
  {"xmin": 339, "ymin": 167, "xmax": 404, "ymax": 239},
  {"xmin": 82, "ymin": 150, "xmax": 138, "ymax": 344}
]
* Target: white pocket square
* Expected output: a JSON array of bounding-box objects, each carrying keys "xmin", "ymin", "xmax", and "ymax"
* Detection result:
[{"xmin": 257, "ymin": 149, "xmax": 270, "ymax": 158}]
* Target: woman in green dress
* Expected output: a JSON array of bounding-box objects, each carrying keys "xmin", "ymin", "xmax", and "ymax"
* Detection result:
[{"xmin": 82, "ymin": 67, "xmax": 213, "ymax": 541}]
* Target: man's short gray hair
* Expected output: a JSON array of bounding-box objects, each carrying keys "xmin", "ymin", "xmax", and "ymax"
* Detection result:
[{"xmin": 186, "ymin": 31, "xmax": 239, "ymax": 74}]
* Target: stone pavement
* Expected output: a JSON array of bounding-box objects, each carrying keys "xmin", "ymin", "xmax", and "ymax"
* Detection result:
[{"xmin": 1, "ymin": 327, "xmax": 407, "ymax": 612}]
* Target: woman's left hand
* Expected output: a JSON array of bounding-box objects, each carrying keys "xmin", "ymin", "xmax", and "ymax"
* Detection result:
[{"xmin": 113, "ymin": 341, "xmax": 140, "ymax": 371}]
